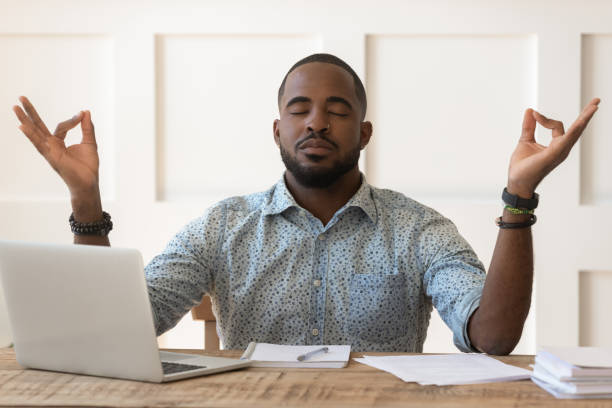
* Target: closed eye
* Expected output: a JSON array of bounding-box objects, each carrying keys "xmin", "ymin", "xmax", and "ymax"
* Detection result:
[{"xmin": 329, "ymin": 112, "xmax": 348, "ymax": 117}]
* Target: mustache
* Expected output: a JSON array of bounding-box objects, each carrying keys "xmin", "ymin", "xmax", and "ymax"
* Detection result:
[{"xmin": 295, "ymin": 131, "xmax": 338, "ymax": 150}]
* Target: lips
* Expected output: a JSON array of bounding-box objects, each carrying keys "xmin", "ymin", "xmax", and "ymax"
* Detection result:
[{"xmin": 298, "ymin": 139, "xmax": 335, "ymax": 155}]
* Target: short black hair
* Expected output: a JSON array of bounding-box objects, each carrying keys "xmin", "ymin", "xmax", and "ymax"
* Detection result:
[{"xmin": 277, "ymin": 53, "xmax": 367, "ymax": 120}]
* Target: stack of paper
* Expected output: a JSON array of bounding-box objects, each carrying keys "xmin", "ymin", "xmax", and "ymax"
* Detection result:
[
  {"xmin": 354, "ymin": 354, "xmax": 531, "ymax": 385},
  {"xmin": 531, "ymin": 346, "xmax": 612, "ymax": 399}
]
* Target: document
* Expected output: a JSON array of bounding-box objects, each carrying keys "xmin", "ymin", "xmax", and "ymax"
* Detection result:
[
  {"xmin": 531, "ymin": 346, "xmax": 612, "ymax": 399},
  {"xmin": 240, "ymin": 342, "xmax": 351, "ymax": 368},
  {"xmin": 531, "ymin": 377, "xmax": 612, "ymax": 399},
  {"xmin": 532, "ymin": 364, "xmax": 612, "ymax": 394},
  {"xmin": 536, "ymin": 346, "xmax": 612, "ymax": 378},
  {"xmin": 353, "ymin": 354, "xmax": 531, "ymax": 385}
]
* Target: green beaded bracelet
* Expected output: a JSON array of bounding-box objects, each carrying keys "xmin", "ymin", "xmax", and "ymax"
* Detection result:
[{"xmin": 504, "ymin": 205, "xmax": 535, "ymax": 215}]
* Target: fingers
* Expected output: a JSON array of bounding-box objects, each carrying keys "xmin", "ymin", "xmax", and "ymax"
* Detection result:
[
  {"xmin": 564, "ymin": 98, "xmax": 600, "ymax": 145},
  {"xmin": 13, "ymin": 105, "xmax": 48, "ymax": 154},
  {"xmin": 13, "ymin": 104, "xmax": 35, "ymax": 128},
  {"xmin": 533, "ymin": 110, "xmax": 565, "ymax": 138},
  {"xmin": 54, "ymin": 111, "xmax": 83, "ymax": 140},
  {"xmin": 586, "ymin": 97, "xmax": 601, "ymax": 108},
  {"xmin": 80, "ymin": 110, "xmax": 97, "ymax": 145},
  {"xmin": 14, "ymin": 97, "xmax": 97, "ymax": 147},
  {"xmin": 520, "ymin": 108, "xmax": 536, "ymax": 142},
  {"xmin": 18, "ymin": 96, "xmax": 51, "ymax": 136}
]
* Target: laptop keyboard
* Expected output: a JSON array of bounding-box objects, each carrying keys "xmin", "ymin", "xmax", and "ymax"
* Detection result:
[{"xmin": 162, "ymin": 361, "xmax": 206, "ymax": 375}]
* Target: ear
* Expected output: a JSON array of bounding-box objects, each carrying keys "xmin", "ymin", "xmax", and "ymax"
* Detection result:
[
  {"xmin": 359, "ymin": 121, "xmax": 373, "ymax": 149},
  {"xmin": 273, "ymin": 119, "xmax": 281, "ymax": 147}
]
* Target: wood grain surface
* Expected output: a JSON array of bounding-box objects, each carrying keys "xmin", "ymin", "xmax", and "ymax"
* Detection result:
[{"xmin": 1, "ymin": 348, "xmax": 611, "ymax": 408}]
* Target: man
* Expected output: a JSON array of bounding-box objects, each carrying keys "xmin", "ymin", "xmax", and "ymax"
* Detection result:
[{"xmin": 13, "ymin": 53, "xmax": 600, "ymax": 354}]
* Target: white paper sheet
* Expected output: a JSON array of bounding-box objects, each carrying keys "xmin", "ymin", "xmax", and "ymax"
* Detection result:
[
  {"xmin": 540, "ymin": 346, "xmax": 612, "ymax": 368},
  {"xmin": 532, "ymin": 377, "xmax": 612, "ymax": 399},
  {"xmin": 353, "ymin": 354, "xmax": 531, "ymax": 385}
]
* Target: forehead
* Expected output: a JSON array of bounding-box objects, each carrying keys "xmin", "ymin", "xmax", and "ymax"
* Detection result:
[{"xmin": 282, "ymin": 62, "xmax": 357, "ymax": 104}]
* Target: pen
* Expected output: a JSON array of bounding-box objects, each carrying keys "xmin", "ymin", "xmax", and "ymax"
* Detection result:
[
  {"xmin": 297, "ymin": 347, "xmax": 329, "ymax": 362},
  {"xmin": 240, "ymin": 342, "xmax": 257, "ymax": 360}
]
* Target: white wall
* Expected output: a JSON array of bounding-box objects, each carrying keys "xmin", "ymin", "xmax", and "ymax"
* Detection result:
[{"xmin": 0, "ymin": 0, "xmax": 611, "ymax": 353}]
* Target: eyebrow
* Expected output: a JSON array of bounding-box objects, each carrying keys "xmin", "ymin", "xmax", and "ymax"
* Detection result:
[
  {"xmin": 286, "ymin": 96, "xmax": 311, "ymax": 109},
  {"xmin": 326, "ymin": 96, "xmax": 353, "ymax": 111},
  {"xmin": 285, "ymin": 96, "xmax": 353, "ymax": 111}
]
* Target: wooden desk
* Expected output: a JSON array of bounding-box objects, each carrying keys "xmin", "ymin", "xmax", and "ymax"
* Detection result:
[{"xmin": 0, "ymin": 348, "xmax": 608, "ymax": 407}]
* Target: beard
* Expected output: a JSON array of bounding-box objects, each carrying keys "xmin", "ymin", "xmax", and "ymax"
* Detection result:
[{"xmin": 279, "ymin": 136, "xmax": 361, "ymax": 189}]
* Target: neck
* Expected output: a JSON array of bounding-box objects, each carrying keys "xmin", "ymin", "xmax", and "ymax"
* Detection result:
[{"xmin": 284, "ymin": 168, "xmax": 362, "ymax": 226}]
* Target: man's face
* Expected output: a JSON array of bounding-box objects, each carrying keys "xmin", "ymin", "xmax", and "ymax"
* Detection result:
[{"xmin": 274, "ymin": 62, "xmax": 371, "ymax": 188}]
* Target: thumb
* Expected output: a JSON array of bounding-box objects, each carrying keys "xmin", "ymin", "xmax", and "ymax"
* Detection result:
[
  {"xmin": 80, "ymin": 110, "xmax": 97, "ymax": 144},
  {"xmin": 519, "ymin": 108, "xmax": 536, "ymax": 142},
  {"xmin": 53, "ymin": 111, "xmax": 84, "ymax": 140}
]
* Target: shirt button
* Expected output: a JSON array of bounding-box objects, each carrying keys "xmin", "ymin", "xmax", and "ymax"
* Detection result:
[
  {"xmin": 313, "ymin": 279, "xmax": 321, "ymax": 287},
  {"xmin": 318, "ymin": 235, "xmax": 326, "ymax": 241},
  {"xmin": 311, "ymin": 328, "xmax": 319, "ymax": 336}
]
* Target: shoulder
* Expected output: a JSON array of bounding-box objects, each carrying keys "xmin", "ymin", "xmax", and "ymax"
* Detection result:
[
  {"xmin": 166, "ymin": 185, "xmax": 276, "ymax": 249},
  {"xmin": 370, "ymin": 186, "xmax": 481, "ymax": 269},
  {"xmin": 208, "ymin": 184, "xmax": 277, "ymax": 226},
  {"xmin": 370, "ymin": 186, "xmax": 448, "ymax": 225},
  {"xmin": 184, "ymin": 183, "xmax": 277, "ymax": 230},
  {"xmin": 216, "ymin": 186, "xmax": 274, "ymax": 215},
  {"xmin": 369, "ymin": 186, "xmax": 463, "ymax": 251}
]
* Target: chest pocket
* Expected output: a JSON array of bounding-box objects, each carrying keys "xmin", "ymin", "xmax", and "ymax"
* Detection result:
[{"xmin": 347, "ymin": 273, "xmax": 408, "ymax": 342}]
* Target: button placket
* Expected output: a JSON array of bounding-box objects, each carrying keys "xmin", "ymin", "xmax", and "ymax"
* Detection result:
[{"xmin": 308, "ymin": 231, "xmax": 327, "ymax": 344}]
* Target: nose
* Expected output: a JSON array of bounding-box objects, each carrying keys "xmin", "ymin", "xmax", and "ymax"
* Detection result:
[{"xmin": 306, "ymin": 109, "xmax": 330, "ymax": 134}]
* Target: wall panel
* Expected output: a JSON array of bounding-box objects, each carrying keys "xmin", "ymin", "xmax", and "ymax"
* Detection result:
[
  {"xmin": 366, "ymin": 35, "xmax": 537, "ymax": 201},
  {"xmin": 579, "ymin": 270, "xmax": 612, "ymax": 346},
  {"xmin": 156, "ymin": 35, "xmax": 320, "ymax": 201},
  {"xmin": 580, "ymin": 34, "xmax": 612, "ymax": 205}
]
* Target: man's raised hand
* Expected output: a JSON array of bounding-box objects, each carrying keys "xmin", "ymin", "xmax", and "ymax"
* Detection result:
[
  {"xmin": 507, "ymin": 98, "xmax": 601, "ymax": 198},
  {"xmin": 13, "ymin": 96, "xmax": 103, "ymax": 223},
  {"xmin": 13, "ymin": 96, "xmax": 100, "ymax": 201}
]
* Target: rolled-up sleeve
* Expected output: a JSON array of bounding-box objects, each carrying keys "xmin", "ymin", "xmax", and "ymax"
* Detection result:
[
  {"xmin": 418, "ymin": 213, "xmax": 486, "ymax": 353},
  {"xmin": 145, "ymin": 204, "xmax": 226, "ymax": 336}
]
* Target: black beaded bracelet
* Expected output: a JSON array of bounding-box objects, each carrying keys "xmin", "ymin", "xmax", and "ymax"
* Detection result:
[
  {"xmin": 495, "ymin": 214, "xmax": 537, "ymax": 229},
  {"xmin": 69, "ymin": 211, "xmax": 113, "ymax": 236}
]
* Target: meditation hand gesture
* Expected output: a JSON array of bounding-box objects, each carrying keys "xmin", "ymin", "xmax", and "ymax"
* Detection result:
[
  {"xmin": 13, "ymin": 96, "xmax": 102, "ymax": 221},
  {"xmin": 507, "ymin": 98, "xmax": 600, "ymax": 198}
]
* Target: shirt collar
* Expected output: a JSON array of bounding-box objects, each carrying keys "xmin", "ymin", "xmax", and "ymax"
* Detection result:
[
  {"xmin": 262, "ymin": 175, "xmax": 300, "ymax": 216},
  {"xmin": 343, "ymin": 175, "xmax": 377, "ymax": 224},
  {"xmin": 263, "ymin": 173, "xmax": 378, "ymax": 224}
]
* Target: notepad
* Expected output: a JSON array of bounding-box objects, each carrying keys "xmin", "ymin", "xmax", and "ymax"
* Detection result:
[{"xmin": 240, "ymin": 342, "xmax": 351, "ymax": 368}]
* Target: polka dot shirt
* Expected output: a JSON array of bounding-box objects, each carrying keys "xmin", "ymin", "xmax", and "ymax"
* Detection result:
[{"xmin": 145, "ymin": 175, "xmax": 486, "ymax": 352}]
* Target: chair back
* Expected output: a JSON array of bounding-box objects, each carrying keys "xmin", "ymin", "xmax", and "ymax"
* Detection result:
[{"xmin": 191, "ymin": 296, "xmax": 219, "ymax": 350}]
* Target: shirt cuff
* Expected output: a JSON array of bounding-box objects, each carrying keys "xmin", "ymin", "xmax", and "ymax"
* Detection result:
[{"xmin": 452, "ymin": 286, "xmax": 483, "ymax": 353}]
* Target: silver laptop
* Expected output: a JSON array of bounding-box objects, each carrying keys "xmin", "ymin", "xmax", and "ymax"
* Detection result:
[{"xmin": 0, "ymin": 240, "xmax": 250, "ymax": 382}]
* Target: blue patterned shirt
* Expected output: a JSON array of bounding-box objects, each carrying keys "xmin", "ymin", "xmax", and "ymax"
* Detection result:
[{"xmin": 145, "ymin": 175, "xmax": 486, "ymax": 352}]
